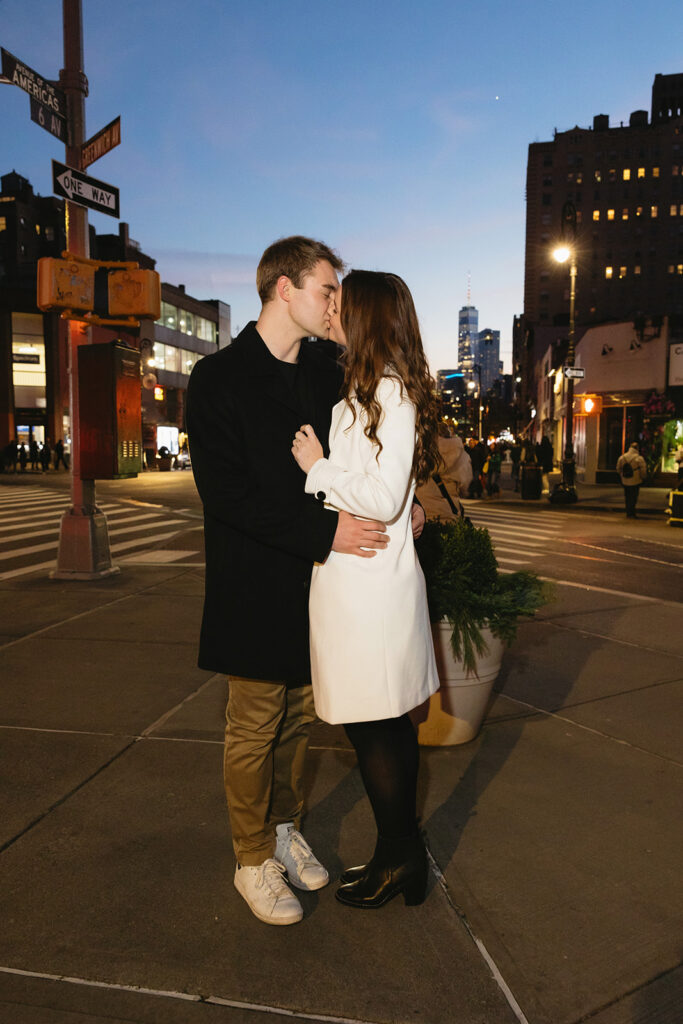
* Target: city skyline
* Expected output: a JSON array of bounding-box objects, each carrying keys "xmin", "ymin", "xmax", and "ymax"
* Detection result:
[{"xmin": 1, "ymin": 0, "xmax": 681, "ymax": 373}]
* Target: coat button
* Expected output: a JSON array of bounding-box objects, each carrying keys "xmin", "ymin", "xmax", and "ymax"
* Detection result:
[{"xmin": 316, "ymin": 490, "xmax": 326, "ymax": 501}]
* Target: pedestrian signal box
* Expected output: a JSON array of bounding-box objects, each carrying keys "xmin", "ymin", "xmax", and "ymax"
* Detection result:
[
  {"xmin": 37, "ymin": 257, "xmax": 95, "ymax": 313},
  {"xmin": 78, "ymin": 342, "xmax": 142, "ymax": 479},
  {"xmin": 37, "ymin": 253, "xmax": 161, "ymax": 325},
  {"xmin": 576, "ymin": 394, "xmax": 603, "ymax": 415},
  {"xmin": 108, "ymin": 269, "xmax": 161, "ymax": 319}
]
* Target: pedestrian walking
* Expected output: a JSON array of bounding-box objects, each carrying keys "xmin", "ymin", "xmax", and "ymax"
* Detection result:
[
  {"xmin": 510, "ymin": 437, "xmax": 522, "ymax": 491},
  {"xmin": 467, "ymin": 438, "xmax": 487, "ymax": 497},
  {"xmin": 53, "ymin": 439, "xmax": 67, "ymax": 470},
  {"xmin": 291, "ymin": 269, "xmax": 440, "ymax": 910},
  {"xmin": 18, "ymin": 443, "xmax": 28, "ymax": 472},
  {"xmin": 40, "ymin": 439, "xmax": 51, "ymax": 473},
  {"xmin": 616, "ymin": 442, "xmax": 647, "ymax": 518},
  {"xmin": 433, "ymin": 422, "xmax": 472, "ymax": 516},
  {"xmin": 485, "ymin": 442, "xmax": 502, "ymax": 496},
  {"xmin": 5, "ymin": 439, "xmax": 18, "ymax": 473},
  {"xmin": 29, "ymin": 439, "xmax": 40, "ymax": 471},
  {"xmin": 537, "ymin": 435, "xmax": 554, "ymax": 494},
  {"xmin": 187, "ymin": 236, "xmax": 407, "ymax": 927}
]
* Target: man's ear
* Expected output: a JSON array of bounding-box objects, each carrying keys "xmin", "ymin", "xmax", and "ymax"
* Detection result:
[{"xmin": 276, "ymin": 275, "xmax": 292, "ymax": 303}]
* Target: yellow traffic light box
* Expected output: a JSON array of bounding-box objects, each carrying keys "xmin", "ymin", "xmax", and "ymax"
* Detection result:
[{"xmin": 37, "ymin": 253, "xmax": 161, "ymax": 325}]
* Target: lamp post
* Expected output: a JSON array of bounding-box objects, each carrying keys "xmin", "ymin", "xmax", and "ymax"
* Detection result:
[{"xmin": 550, "ymin": 246, "xmax": 578, "ymax": 503}]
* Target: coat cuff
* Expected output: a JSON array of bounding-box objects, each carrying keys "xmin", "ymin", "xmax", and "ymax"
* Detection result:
[{"xmin": 305, "ymin": 458, "xmax": 342, "ymax": 503}]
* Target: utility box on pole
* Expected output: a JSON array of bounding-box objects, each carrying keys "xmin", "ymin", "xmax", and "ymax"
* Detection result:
[{"xmin": 78, "ymin": 341, "xmax": 142, "ymax": 478}]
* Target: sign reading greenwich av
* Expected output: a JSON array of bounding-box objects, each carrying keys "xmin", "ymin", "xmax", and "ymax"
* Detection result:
[
  {"xmin": 81, "ymin": 117, "xmax": 121, "ymax": 168},
  {"xmin": 1, "ymin": 47, "xmax": 67, "ymax": 140},
  {"xmin": 52, "ymin": 160, "xmax": 120, "ymax": 219}
]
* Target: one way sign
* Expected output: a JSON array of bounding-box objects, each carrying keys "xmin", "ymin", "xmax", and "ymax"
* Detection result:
[{"xmin": 52, "ymin": 160, "xmax": 120, "ymax": 218}]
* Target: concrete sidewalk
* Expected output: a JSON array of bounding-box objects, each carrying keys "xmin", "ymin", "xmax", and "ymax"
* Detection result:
[{"xmin": 0, "ymin": 546, "xmax": 681, "ymax": 1022}]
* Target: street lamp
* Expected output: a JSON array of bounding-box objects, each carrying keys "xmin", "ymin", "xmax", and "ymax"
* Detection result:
[{"xmin": 550, "ymin": 246, "xmax": 578, "ymax": 503}]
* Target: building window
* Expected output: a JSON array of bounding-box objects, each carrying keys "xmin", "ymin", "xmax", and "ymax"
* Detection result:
[
  {"xmin": 607, "ymin": 209, "xmax": 615, "ymax": 220},
  {"xmin": 0, "ymin": 216, "xmax": 6, "ymax": 232},
  {"xmin": 668, "ymin": 265, "xmax": 675, "ymax": 274},
  {"xmin": 576, "ymin": 210, "xmax": 583, "ymax": 224},
  {"xmin": 673, "ymin": 166, "xmax": 680, "ymax": 176},
  {"xmin": 541, "ymin": 213, "xmax": 551, "ymax": 225},
  {"xmin": 619, "ymin": 266, "xmax": 627, "ymax": 278},
  {"xmin": 605, "ymin": 266, "xmax": 613, "ymax": 279},
  {"xmin": 593, "ymin": 209, "xmax": 600, "ymax": 221},
  {"xmin": 158, "ymin": 301, "xmax": 178, "ymax": 330},
  {"xmin": 652, "ymin": 167, "xmax": 660, "ymax": 178},
  {"xmin": 608, "ymin": 169, "xmax": 616, "ymax": 182},
  {"xmin": 671, "ymin": 205, "xmax": 679, "ymax": 216},
  {"xmin": 636, "ymin": 205, "xmax": 644, "ymax": 217},
  {"xmin": 623, "ymin": 169, "xmax": 631, "ymax": 181},
  {"xmin": 634, "ymin": 265, "xmax": 642, "ymax": 275},
  {"xmin": 542, "ymin": 194, "xmax": 552, "ymax": 205},
  {"xmin": 679, "ymin": 264, "xmax": 683, "ymax": 275},
  {"xmin": 594, "ymin": 170, "xmax": 602, "ymax": 182},
  {"xmin": 543, "ymin": 176, "xmax": 553, "ymax": 186},
  {"xmin": 637, "ymin": 167, "xmax": 646, "ymax": 178},
  {"xmin": 177, "ymin": 311, "xmax": 195, "ymax": 336},
  {"xmin": 622, "ymin": 208, "xmax": 629, "ymax": 220},
  {"xmin": 651, "ymin": 206, "xmax": 658, "ymax": 218}
]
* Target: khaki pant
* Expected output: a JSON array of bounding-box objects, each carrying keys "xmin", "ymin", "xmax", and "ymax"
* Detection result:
[{"xmin": 224, "ymin": 676, "xmax": 316, "ymax": 866}]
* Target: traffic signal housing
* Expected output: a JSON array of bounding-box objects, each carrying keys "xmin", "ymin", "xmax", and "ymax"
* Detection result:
[
  {"xmin": 37, "ymin": 253, "xmax": 161, "ymax": 324},
  {"xmin": 37, "ymin": 257, "xmax": 95, "ymax": 313},
  {"xmin": 576, "ymin": 394, "xmax": 603, "ymax": 415}
]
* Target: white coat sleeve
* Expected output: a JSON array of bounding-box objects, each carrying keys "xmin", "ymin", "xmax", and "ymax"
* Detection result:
[{"xmin": 305, "ymin": 379, "xmax": 415, "ymax": 523}]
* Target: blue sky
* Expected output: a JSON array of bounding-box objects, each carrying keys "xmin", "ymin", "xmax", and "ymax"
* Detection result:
[{"xmin": 1, "ymin": 0, "xmax": 681, "ymax": 372}]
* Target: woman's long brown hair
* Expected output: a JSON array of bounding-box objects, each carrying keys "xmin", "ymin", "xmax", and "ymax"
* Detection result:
[{"xmin": 339, "ymin": 270, "xmax": 440, "ymax": 486}]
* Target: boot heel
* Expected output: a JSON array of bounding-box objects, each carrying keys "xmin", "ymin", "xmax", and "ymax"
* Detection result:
[{"xmin": 402, "ymin": 869, "xmax": 427, "ymax": 906}]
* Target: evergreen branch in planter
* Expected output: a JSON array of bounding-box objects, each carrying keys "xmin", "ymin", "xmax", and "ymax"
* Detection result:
[{"xmin": 417, "ymin": 517, "xmax": 549, "ymax": 675}]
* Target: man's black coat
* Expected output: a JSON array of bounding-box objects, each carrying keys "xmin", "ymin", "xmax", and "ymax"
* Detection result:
[{"xmin": 186, "ymin": 322, "xmax": 341, "ymax": 682}]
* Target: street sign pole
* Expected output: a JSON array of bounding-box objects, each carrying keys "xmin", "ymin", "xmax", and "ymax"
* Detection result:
[{"xmin": 52, "ymin": 0, "xmax": 118, "ymax": 579}]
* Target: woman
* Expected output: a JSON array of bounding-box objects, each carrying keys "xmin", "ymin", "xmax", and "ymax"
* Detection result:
[{"xmin": 291, "ymin": 270, "xmax": 440, "ymax": 909}]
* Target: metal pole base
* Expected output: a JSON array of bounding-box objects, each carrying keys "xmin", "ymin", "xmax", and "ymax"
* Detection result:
[{"xmin": 51, "ymin": 507, "xmax": 120, "ymax": 580}]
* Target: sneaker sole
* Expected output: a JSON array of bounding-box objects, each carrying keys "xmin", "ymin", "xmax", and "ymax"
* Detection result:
[
  {"xmin": 287, "ymin": 872, "xmax": 329, "ymax": 892},
  {"xmin": 234, "ymin": 882, "xmax": 303, "ymax": 925}
]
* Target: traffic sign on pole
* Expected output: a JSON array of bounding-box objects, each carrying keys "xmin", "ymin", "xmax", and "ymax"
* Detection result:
[
  {"xmin": 564, "ymin": 366, "xmax": 585, "ymax": 380},
  {"xmin": 81, "ymin": 116, "xmax": 121, "ymax": 168},
  {"xmin": 30, "ymin": 96, "xmax": 68, "ymax": 142},
  {"xmin": 52, "ymin": 159, "xmax": 120, "ymax": 218},
  {"xmin": 1, "ymin": 47, "xmax": 68, "ymax": 139}
]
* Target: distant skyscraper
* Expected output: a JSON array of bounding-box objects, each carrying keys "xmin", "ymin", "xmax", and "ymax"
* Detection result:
[
  {"xmin": 478, "ymin": 328, "xmax": 501, "ymax": 392},
  {"xmin": 458, "ymin": 304, "xmax": 478, "ymax": 374}
]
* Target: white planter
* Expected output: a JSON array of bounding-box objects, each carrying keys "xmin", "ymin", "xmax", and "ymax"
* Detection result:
[{"xmin": 411, "ymin": 621, "xmax": 505, "ymax": 746}]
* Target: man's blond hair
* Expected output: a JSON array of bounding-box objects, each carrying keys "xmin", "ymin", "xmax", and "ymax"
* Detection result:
[{"xmin": 256, "ymin": 236, "xmax": 343, "ymax": 303}]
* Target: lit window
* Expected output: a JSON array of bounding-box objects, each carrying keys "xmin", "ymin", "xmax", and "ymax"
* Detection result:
[
  {"xmin": 679, "ymin": 265, "xmax": 683, "ymax": 275},
  {"xmin": 605, "ymin": 266, "xmax": 613, "ymax": 279},
  {"xmin": 637, "ymin": 167, "xmax": 645, "ymax": 178},
  {"xmin": 651, "ymin": 206, "xmax": 658, "ymax": 218},
  {"xmin": 609, "ymin": 169, "xmax": 616, "ymax": 181},
  {"xmin": 607, "ymin": 209, "xmax": 615, "ymax": 220},
  {"xmin": 594, "ymin": 170, "xmax": 602, "ymax": 182},
  {"xmin": 576, "ymin": 172, "xmax": 583, "ymax": 184},
  {"xmin": 576, "ymin": 210, "xmax": 583, "ymax": 223},
  {"xmin": 668, "ymin": 265, "xmax": 675, "ymax": 274},
  {"xmin": 653, "ymin": 167, "xmax": 660, "ymax": 177},
  {"xmin": 619, "ymin": 266, "xmax": 627, "ymax": 278},
  {"xmin": 35, "ymin": 224, "xmax": 41, "ymax": 235},
  {"xmin": 680, "ymin": 204, "xmax": 683, "ymax": 215},
  {"xmin": 634, "ymin": 265, "xmax": 641, "ymax": 275},
  {"xmin": 673, "ymin": 166, "xmax": 680, "ymax": 176},
  {"xmin": 623, "ymin": 169, "xmax": 631, "ymax": 181},
  {"xmin": 636, "ymin": 206, "xmax": 643, "ymax": 217},
  {"xmin": 154, "ymin": 385, "xmax": 164, "ymax": 401},
  {"xmin": 0, "ymin": 216, "xmax": 6, "ymax": 232},
  {"xmin": 671, "ymin": 205, "xmax": 678, "ymax": 216},
  {"xmin": 622, "ymin": 208, "xmax": 629, "ymax": 220},
  {"xmin": 593, "ymin": 210, "xmax": 600, "ymax": 221}
]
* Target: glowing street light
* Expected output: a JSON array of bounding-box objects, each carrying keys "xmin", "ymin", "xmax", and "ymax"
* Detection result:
[{"xmin": 551, "ymin": 244, "xmax": 578, "ymax": 503}]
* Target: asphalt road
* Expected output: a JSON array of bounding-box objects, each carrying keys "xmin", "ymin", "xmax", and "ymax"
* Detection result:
[{"xmin": 3, "ymin": 469, "xmax": 682, "ymax": 602}]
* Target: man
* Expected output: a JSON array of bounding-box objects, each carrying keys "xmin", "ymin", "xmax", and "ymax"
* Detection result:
[
  {"xmin": 616, "ymin": 441, "xmax": 647, "ymax": 518},
  {"xmin": 186, "ymin": 236, "xmax": 393, "ymax": 926}
]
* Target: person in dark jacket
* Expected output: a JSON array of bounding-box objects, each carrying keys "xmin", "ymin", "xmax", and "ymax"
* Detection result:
[
  {"xmin": 186, "ymin": 236, "xmax": 394, "ymax": 926},
  {"xmin": 537, "ymin": 435, "xmax": 554, "ymax": 493}
]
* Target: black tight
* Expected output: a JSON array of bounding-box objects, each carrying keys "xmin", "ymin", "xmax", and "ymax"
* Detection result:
[{"xmin": 343, "ymin": 713, "xmax": 419, "ymax": 839}]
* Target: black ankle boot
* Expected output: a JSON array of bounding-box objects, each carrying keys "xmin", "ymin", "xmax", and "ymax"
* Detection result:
[
  {"xmin": 340, "ymin": 862, "xmax": 369, "ymax": 884},
  {"xmin": 335, "ymin": 833, "xmax": 428, "ymax": 909}
]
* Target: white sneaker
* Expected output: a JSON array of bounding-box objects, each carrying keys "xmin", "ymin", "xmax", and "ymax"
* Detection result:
[
  {"xmin": 234, "ymin": 858, "xmax": 303, "ymax": 926},
  {"xmin": 275, "ymin": 823, "xmax": 329, "ymax": 891}
]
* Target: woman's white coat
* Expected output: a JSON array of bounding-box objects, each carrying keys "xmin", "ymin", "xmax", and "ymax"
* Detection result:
[{"xmin": 305, "ymin": 377, "xmax": 439, "ymax": 724}]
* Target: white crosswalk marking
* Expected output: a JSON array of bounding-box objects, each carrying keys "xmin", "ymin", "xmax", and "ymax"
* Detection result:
[
  {"xmin": 463, "ymin": 502, "xmax": 565, "ymax": 568},
  {"xmin": 0, "ymin": 487, "xmax": 195, "ymax": 579}
]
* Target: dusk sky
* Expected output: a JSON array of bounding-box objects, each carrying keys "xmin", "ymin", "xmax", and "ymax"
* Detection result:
[{"xmin": 1, "ymin": 0, "xmax": 681, "ymax": 373}]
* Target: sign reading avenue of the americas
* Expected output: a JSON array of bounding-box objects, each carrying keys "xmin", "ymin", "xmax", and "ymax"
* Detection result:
[
  {"xmin": 1, "ymin": 47, "xmax": 67, "ymax": 140},
  {"xmin": 52, "ymin": 160, "xmax": 120, "ymax": 219}
]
